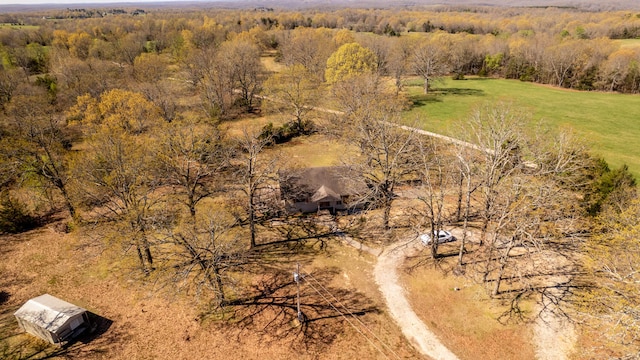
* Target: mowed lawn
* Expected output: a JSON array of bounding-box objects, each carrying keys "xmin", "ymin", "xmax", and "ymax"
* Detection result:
[{"xmin": 403, "ymin": 77, "xmax": 640, "ymax": 178}]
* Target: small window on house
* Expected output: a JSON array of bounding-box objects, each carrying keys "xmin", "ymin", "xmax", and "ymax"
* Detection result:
[{"xmin": 319, "ymin": 201, "xmax": 330, "ymax": 208}]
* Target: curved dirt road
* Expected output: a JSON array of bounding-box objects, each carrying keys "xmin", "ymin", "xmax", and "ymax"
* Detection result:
[
  {"xmin": 337, "ymin": 229, "xmax": 573, "ymax": 360},
  {"xmin": 373, "ymin": 241, "xmax": 459, "ymax": 360}
]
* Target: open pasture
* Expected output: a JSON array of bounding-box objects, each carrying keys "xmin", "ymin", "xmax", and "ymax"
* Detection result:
[{"xmin": 404, "ymin": 76, "xmax": 640, "ymax": 177}]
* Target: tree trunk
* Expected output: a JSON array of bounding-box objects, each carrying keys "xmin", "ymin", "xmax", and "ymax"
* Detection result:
[
  {"xmin": 249, "ymin": 195, "xmax": 256, "ymax": 248},
  {"xmin": 481, "ymin": 237, "xmax": 497, "ymax": 284},
  {"xmin": 382, "ymin": 196, "xmax": 392, "ymax": 231},
  {"xmin": 50, "ymin": 164, "xmax": 76, "ymax": 219},
  {"xmin": 428, "ymin": 218, "xmax": 438, "ymax": 260},
  {"xmin": 456, "ymin": 171, "xmax": 463, "ymax": 222},
  {"xmin": 142, "ymin": 233, "xmax": 154, "ymax": 270},
  {"xmin": 492, "ymin": 260, "xmax": 506, "ymax": 297},
  {"xmin": 188, "ymin": 192, "xmax": 196, "ymax": 218},
  {"xmin": 458, "ymin": 176, "xmax": 472, "ymax": 266},
  {"xmin": 136, "ymin": 246, "xmax": 146, "ymax": 271},
  {"xmin": 492, "ymin": 241, "xmax": 514, "ymax": 297},
  {"xmin": 213, "ymin": 265, "xmax": 226, "ymax": 306},
  {"xmin": 60, "ymin": 186, "xmax": 76, "ymax": 219},
  {"xmin": 423, "ymin": 76, "xmax": 429, "ymax": 94}
]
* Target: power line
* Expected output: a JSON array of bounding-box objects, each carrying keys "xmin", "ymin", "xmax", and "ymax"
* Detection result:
[
  {"xmin": 302, "ymin": 270, "xmax": 403, "ymax": 360},
  {"xmin": 302, "ymin": 278, "xmax": 392, "ymax": 360}
]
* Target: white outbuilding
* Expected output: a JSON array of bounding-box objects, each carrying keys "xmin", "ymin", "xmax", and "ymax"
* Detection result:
[{"xmin": 14, "ymin": 294, "xmax": 90, "ymax": 345}]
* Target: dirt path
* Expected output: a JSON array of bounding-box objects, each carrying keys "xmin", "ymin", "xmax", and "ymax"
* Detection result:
[
  {"xmin": 330, "ymin": 224, "xmax": 458, "ymax": 359},
  {"xmin": 373, "ymin": 241, "xmax": 460, "ymax": 360},
  {"xmin": 531, "ymin": 250, "xmax": 577, "ymax": 360},
  {"xmin": 533, "ymin": 304, "xmax": 576, "ymax": 360},
  {"xmin": 336, "ymin": 226, "xmax": 574, "ymax": 360}
]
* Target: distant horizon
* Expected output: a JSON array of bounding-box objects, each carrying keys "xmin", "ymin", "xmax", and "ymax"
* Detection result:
[
  {"xmin": 1, "ymin": 0, "xmax": 638, "ymax": 11},
  {"xmin": 0, "ymin": 0, "xmax": 223, "ymax": 5}
]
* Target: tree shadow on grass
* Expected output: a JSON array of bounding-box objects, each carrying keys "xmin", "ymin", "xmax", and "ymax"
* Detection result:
[
  {"xmin": 409, "ymin": 87, "xmax": 486, "ymax": 107},
  {"xmin": 203, "ymin": 267, "xmax": 380, "ymax": 354},
  {"xmin": 436, "ymin": 87, "xmax": 485, "ymax": 96},
  {"xmin": 246, "ymin": 216, "xmax": 358, "ymax": 274},
  {"xmin": 410, "ymin": 93, "xmax": 443, "ymax": 107}
]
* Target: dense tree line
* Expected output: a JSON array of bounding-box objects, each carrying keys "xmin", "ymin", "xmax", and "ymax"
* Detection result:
[{"xmin": 3, "ymin": 6, "xmax": 640, "ymax": 97}]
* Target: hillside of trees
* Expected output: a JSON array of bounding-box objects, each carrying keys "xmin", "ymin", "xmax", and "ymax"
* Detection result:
[{"xmin": 1, "ymin": 3, "xmax": 639, "ymax": 358}]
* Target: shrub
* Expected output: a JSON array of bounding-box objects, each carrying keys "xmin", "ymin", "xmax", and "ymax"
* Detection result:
[
  {"xmin": 0, "ymin": 192, "xmax": 40, "ymax": 234},
  {"xmin": 259, "ymin": 119, "xmax": 315, "ymax": 144}
]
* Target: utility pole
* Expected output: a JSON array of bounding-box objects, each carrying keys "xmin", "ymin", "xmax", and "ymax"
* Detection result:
[{"xmin": 294, "ymin": 263, "xmax": 302, "ymax": 323}]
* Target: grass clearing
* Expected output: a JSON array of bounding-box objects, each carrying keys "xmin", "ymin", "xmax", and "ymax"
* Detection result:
[
  {"xmin": 261, "ymin": 55, "xmax": 285, "ymax": 73},
  {"xmin": 614, "ymin": 38, "xmax": 640, "ymax": 48},
  {"xmin": 0, "ymin": 23, "xmax": 39, "ymax": 30},
  {"xmin": 403, "ymin": 76, "xmax": 640, "ymax": 177},
  {"xmin": 276, "ymin": 134, "xmax": 357, "ymax": 168}
]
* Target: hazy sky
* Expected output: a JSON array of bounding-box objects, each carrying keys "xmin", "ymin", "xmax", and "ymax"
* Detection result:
[{"xmin": 0, "ymin": 0, "xmax": 208, "ymax": 4}]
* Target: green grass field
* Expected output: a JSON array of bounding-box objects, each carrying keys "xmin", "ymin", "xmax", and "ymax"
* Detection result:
[
  {"xmin": 0, "ymin": 23, "xmax": 39, "ymax": 30},
  {"xmin": 403, "ymin": 76, "xmax": 640, "ymax": 178}
]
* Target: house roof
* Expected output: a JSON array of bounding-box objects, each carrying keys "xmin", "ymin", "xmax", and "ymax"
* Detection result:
[
  {"xmin": 14, "ymin": 294, "xmax": 86, "ymax": 333},
  {"xmin": 280, "ymin": 166, "xmax": 366, "ymax": 201},
  {"xmin": 311, "ymin": 185, "xmax": 341, "ymax": 202}
]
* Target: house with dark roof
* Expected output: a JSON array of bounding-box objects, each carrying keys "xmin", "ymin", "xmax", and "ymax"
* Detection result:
[{"xmin": 279, "ymin": 166, "xmax": 367, "ymax": 214}]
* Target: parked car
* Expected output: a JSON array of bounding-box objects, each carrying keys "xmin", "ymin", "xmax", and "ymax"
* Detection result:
[{"xmin": 420, "ymin": 230, "xmax": 454, "ymax": 245}]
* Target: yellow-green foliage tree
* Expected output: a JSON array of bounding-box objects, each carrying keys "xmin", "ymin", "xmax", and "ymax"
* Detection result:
[
  {"xmin": 581, "ymin": 196, "xmax": 640, "ymax": 355},
  {"xmin": 325, "ymin": 42, "xmax": 378, "ymax": 84},
  {"xmin": 72, "ymin": 89, "xmax": 162, "ymax": 135},
  {"xmin": 69, "ymin": 89, "xmax": 167, "ymax": 273}
]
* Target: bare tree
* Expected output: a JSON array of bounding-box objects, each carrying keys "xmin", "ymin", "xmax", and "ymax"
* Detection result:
[
  {"xmin": 335, "ymin": 75, "xmax": 418, "ymax": 231},
  {"xmin": 185, "ymin": 46, "xmax": 235, "ymax": 119},
  {"xmin": 163, "ymin": 213, "xmax": 246, "ymax": 306},
  {"xmin": 411, "ymin": 34, "xmax": 450, "ymax": 94},
  {"xmin": 412, "ymin": 137, "xmax": 456, "ymax": 259},
  {"xmin": 261, "ymin": 64, "xmax": 320, "ymax": 129},
  {"xmin": 580, "ymin": 196, "xmax": 640, "ymax": 354},
  {"xmin": 544, "ymin": 39, "xmax": 584, "ymax": 88},
  {"xmin": 0, "ymin": 67, "xmax": 22, "ymax": 110},
  {"xmin": 279, "ymin": 28, "xmax": 334, "ymax": 82},
  {"xmin": 457, "ymin": 104, "xmax": 591, "ymax": 298},
  {"xmin": 464, "ymin": 103, "xmax": 526, "ymax": 245},
  {"xmin": 387, "ymin": 36, "xmax": 415, "ymax": 95},
  {"xmin": 234, "ymin": 129, "xmax": 280, "ymax": 249},
  {"xmin": 453, "ymin": 144, "xmax": 483, "ymax": 265},
  {"xmin": 222, "ymin": 38, "xmax": 263, "ymax": 113},
  {"xmin": 157, "ymin": 119, "xmax": 228, "ymax": 219},
  {"xmin": 0, "ymin": 89, "xmax": 76, "ymax": 218}
]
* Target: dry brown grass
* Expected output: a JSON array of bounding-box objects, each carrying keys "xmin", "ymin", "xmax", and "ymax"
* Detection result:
[
  {"xmin": 0, "ymin": 218, "xmax": 419, "ymax": 360},
  {"xmin": 399, "ymin": 253, "xmax": 537, "ymax": 360},
  {"xmin": 276, "ymin": 134, "xmax": 358, "ymax": 168},
  {"xmin": 261, "ymin": 55, "xmax": 286, "ymax": 73}
]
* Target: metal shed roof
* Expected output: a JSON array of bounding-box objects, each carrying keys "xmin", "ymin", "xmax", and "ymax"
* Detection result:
[{"xmin": 14, "ymin": 294, "xmax": 86, "ymax": 333}]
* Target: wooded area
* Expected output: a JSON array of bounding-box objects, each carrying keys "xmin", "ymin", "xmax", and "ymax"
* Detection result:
[{"xmin": 1, "ymin": 3, "xmax": 639, "ymax": 359}]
